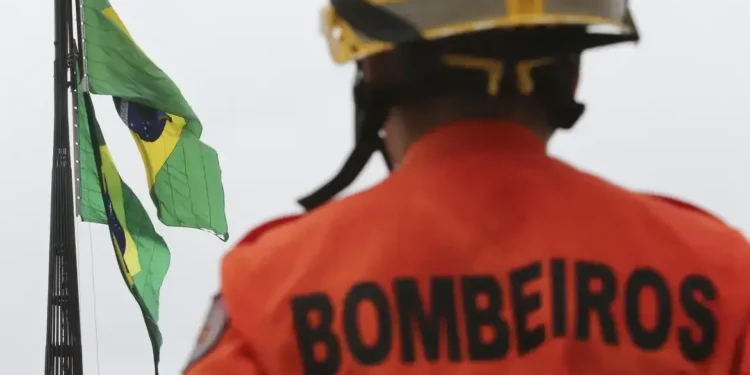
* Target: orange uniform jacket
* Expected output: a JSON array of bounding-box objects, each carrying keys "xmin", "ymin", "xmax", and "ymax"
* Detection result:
[{"xmin": 184, "ymin": 121, "xmax": 750, "ymax": 375}]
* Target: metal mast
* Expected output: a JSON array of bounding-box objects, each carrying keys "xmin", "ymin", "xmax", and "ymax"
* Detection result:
[{"xmin": 45, "ymin": 0, "xmax": 84, "ymax": 371}]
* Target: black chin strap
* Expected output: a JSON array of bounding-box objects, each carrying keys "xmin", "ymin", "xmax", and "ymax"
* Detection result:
[
  {"xmin": 297, "ymin": 43, "xmax": 596, "ymax": 212},
  {"xmin": 296, "ymin": 57, "xmax": 583, "ymax": 212},
  {"xmin": 297, "ymin": 79, "xmax": 391, "ymax": 211}
]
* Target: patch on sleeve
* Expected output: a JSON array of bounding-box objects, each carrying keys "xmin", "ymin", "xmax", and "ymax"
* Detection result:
[{"xmin": 187, "ymin": 295, "xmax": 229, "ymax": 366}]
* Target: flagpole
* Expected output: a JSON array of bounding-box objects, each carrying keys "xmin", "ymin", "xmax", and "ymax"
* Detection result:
[{"xmin": 45, "ymin": 0, "xmax": 84, "ymax": 371}]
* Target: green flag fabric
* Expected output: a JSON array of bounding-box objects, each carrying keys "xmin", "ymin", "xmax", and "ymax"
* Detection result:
[
  {"xmin": 82, "ymin": 0, "xmax": 228, "ymax": 240},
  {"xmin": 77, "ymin": 78, "xmax": 171, "ymax": 372}
]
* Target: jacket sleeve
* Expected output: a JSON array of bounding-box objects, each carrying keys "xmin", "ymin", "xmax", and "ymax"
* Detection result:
[{"xmin": 183, "ymin": 216, "xmax": 303, "ymax": 375}]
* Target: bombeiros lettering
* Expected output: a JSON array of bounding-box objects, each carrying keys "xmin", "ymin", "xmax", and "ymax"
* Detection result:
[{"xmin": 291, "ymin": 259, "xmax": 717, "ymax": 375}]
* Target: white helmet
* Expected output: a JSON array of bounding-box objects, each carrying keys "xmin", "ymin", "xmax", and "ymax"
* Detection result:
[{"xmin": 298, "ymin": 0, "xmax": 639, "ymax": 210}]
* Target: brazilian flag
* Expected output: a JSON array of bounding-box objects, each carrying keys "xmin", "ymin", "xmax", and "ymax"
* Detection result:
[
  {"xmin": 81, "ymin": 0, "xmax": 228, "ymax": 240},
  {"xmin": 77, "ymin": 75, "xmax": 170, "ymax": 372}
]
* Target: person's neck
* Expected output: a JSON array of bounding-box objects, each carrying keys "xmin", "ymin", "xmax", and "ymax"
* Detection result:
[
  {"xmin": 384, "ymin": 97, "xmax": 555, "ymax": 166},
  {"xmin": 384, "ymin": 115, "xmax": 553, "ymax": 168}
]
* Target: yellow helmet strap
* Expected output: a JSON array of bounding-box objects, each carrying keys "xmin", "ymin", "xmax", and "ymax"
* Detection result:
[{"xmin": 368, "ymin": 41, "xmax": 585, "ymax": 127}]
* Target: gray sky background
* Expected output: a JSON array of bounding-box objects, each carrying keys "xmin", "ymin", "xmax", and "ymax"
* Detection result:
[{"xmin": 1, "ymin": 0, "xmax": 749, "ymax": 374}]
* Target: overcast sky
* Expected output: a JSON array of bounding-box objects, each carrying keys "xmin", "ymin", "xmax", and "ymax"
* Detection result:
[{"xmin": 2, "ymin": 0, "xmax": 749, "ymax": 374}]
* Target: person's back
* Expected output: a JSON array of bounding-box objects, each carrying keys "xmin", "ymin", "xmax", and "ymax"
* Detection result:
[
  {"xmin": 183, "ymin": 1, "xmax": 750, "ymax": 374},
  {"xmin": 209, "ymin": 122, "xmax": 750, "ymax": 375}
]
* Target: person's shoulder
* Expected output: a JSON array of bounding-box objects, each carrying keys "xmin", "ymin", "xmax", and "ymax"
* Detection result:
[
  {"xmin": 640, "ymin": 194, "xmax": 750, "ymax": 344},
  {"xmin": 641, "ymin": 193, "xmax": 726, "ymax": 224},
  {"xmin": 236, "ymin": 183, "xmax": 395, "ymax": 245},
  {"xmin": 218, "ymin": 187, "xmax": 395, "ymax": 323},
  {"xmin": 638, "ymin": 192, "xmax": 750, "ymax": 259},
  {"xmin": 222, "ymin": 182, "xmax": 397, "ymax": 281},
  {"xmin": 559, "ymin": 164, "xmax": 746, "ymax": 242},
  {"xmin": 217, "ymin": 212, "xmax": 311, "ymax": 328},
  {"xmin": 236, "ymin": 214, "xmax": 304, "ymax": 246},
  {"xmin": 639, "ymin": 193, "xmax": 742, "ymax": 235},
  {"xmin": 221, "ymin": 212, "xmax": 308, "ymax": 272}
]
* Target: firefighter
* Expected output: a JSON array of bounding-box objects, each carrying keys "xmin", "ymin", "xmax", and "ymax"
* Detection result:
[{"xmin": 184, "ymin": 1, "xmax": 750, "ymax": 374}]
